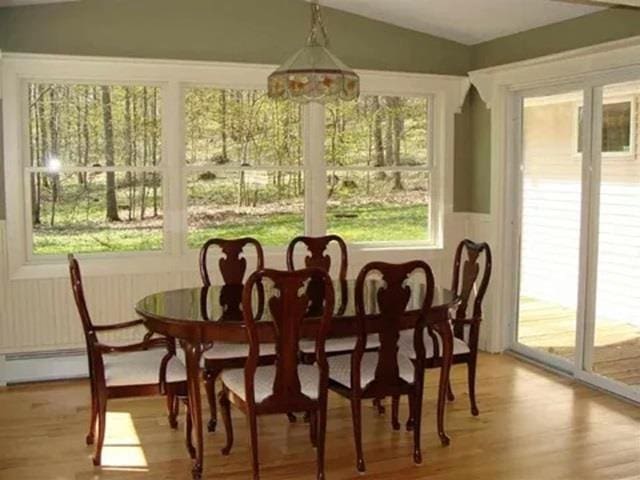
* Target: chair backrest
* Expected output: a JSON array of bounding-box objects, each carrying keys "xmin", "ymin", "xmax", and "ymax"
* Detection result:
[
  {"xmin": 354, "ymin": 261, "xmax": 434, "ymax": 394},
  {"xmin": 286, "ymin": 235, "xmax": 348, "ymax": 315},
  {"xmin": 242, "ymin": 268, "xmax": 335, "ymax": 410},
  {"xmin": 199, "ymin": 237, "xmax": 265, "ymax": 321},
  {"xmin": 68, "ymin": 254, "xmax": 97, "ymax": 348},
  {"xmin": 451, "ymin": 239, "xmax": 492, "ymax": 321}
]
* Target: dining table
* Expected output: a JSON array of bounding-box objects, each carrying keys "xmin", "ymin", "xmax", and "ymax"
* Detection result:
[{"xmin": 136, "ymin": 278, "xmax": 457, "ymax": 479}]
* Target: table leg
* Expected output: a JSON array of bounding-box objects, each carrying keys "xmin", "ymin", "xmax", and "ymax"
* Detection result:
[
  {"xmin": 182, "ymin": 340, "xmax": 204, "ymax": 479},
  {"xmin": 433, "ymin": 314, "xmax": 453, "ymax": 446}
]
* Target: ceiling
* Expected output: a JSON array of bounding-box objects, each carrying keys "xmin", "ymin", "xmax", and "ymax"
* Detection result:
[
  {"xmin": 0, "ymin": 0, "xmax": 611, "ymax": 45},
  {"xmin": 316, "ymin": 0, "xmax": 606, "ymax": 45}
]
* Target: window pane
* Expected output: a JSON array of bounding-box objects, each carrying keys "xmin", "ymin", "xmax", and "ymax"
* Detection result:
[
  {"xmin": 602, "ymin": 101, "xmax": 631, "ymax": 153},
  {"xmin": 327, "ymin": 171, "xmax": 430, "ymax": 243},
  {"xmin": 28, "ymin": 84, "xmax": 161, "ymax": 168},
  {"xmin": 325, "ymin": 95, "xmax": 430, "ymax": 168},
  {"xmin": 31, "ymin": 172, "xmax": 163, "ymax": 255},
  {"xmin": 187, "ymin": 170, "xmax": 304, "ymax": 247},
  {"xmin": 577, "ymin": 101, "xmax": 632, "ymax": 153},
  {"xmin": 185, "ymin": 88, "xmax": 302, "ymax": 167}
]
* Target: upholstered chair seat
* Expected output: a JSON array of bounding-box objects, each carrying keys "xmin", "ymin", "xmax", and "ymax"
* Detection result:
[
  {"xmin": 299, "ymin": 334, "xmax": 380, "ymax": 355},
  {"xmin": 398, "ymin": 329, "xmax": 470, "ymax": 360},
  {"xmin": 104, "ymin": 349, "xmax": 186, "ymax": 387},
  {"xmin": 203, "ymin": 342, "xmax": 276, "ymax": 361},
  {"xmin": 221, "ymin": 364, "xmax": 320, "ymax": 402},
  {"xmin": 328, "ymin": 351, "xmax": 414, "ymax": 389}
]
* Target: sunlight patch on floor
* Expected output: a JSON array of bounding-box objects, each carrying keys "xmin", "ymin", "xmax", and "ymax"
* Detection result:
[{"xmin": 100, "ymin": 411, "xmax": 148, "ymax": 471}]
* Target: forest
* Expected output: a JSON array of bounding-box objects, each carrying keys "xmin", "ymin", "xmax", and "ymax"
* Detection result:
[{"xmin": 28, "ymin": 84, "xmax": 430, "ymax": 254}]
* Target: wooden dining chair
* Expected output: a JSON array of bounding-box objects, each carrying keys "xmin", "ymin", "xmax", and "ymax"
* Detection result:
[
  {"xmin": 287, "ymin": 235, "xmax": 380, "ymax": 361},
  {"xmin": 218, "ymin": 268, "xmax": 335, "ymax": 480},
  {"xmin": 68, "ymin": 254, "xmax": 187, "ymax": 466},
  {"xmin": 327, "ymin": 260, "xmax": 435, "ymax": 472},
  {"xmin": 399, "ymin": 239, "xmax": 492, "ymax": 417},
  {"xmin": 199, "ymin": 237, "xmax": 276, "ymax": 432}
]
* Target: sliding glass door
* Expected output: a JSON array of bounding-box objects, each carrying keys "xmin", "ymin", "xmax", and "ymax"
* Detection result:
[
  {"xmin": 516, "ymin": 90, "xmax": 585, "ymax": 368},
  {"xmin": 512, "ymin": 80, "xmax": 640, "ymax": 402}
]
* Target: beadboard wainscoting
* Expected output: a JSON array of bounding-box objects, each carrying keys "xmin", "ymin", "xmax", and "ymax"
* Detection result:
[{"xmin": 0, "ymin": 213, "xmax": 495, "ymax": 385}]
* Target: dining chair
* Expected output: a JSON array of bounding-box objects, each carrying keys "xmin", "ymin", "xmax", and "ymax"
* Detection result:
[
  {"xmin": 287, "ymin": 235, "xmax": 380, "ymax": 361},
  {"xmin": 399, "ymin": 239, "xmax": 492, "ymax": 417},
  {"xmin": 327, "ymin": 260, "xmax": 434, "ymax": 472},
  {"xmin": 218, "ymin": 268, "xmax": 335, "ymax": 480},
  {"xmin": 199, "ymin": 237, "xmax": 276, "ymax": 432},
  {"xmin": 68, "ymin": 254, "xmax": 187, "ymax": 466}
]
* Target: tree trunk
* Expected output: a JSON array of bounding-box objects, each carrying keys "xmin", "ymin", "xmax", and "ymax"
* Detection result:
[
  {"xmin": 390, "ymin": 97, "xmax": 405, "ymax": 190},
  {"xmin": 30, "ymin": 85, "xmax": 42, "ymax": 225},
  {"xmin": 124, "ymin": 88, "xmax": 134, "ymax": 220},
  {"xmin": 49, "ymin": 88, "xmax": 60, "ymax": 227},
  {"xmin": 152, "ymin": 89, "xmax": 159, "ymax": 217},
  {"xmin": 101, "ymin": 86, "xmax": 121, "ymax": 222},
  {"xmin": 220, "ymin": 90, "xmax": 228, "ymax": 161},
  {"xmin": 140, "ymin": 87, "xmax": 148, "ymax": 220}
]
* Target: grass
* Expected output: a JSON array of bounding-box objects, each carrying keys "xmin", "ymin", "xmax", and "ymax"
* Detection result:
[{"xmin": 33, "ymin": 204, "xmax": 429, "ymax": 255}]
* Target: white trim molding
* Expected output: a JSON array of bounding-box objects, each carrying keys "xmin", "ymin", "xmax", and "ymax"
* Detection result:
[
  {"xmin": 1, "ymin": 52, "xmax": 469, "ymax": 280},
  {"xmin": 467, "ymin": 34, "xmax": 640, "ymax": 401}
]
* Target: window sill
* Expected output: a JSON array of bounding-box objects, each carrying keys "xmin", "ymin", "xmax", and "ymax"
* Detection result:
[{"xmin": 10, "ymin": 241, "xmax": 445, "ymax": 280}]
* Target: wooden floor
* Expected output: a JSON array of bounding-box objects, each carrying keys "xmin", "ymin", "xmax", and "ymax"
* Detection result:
[
  {"xmin": 0, "ymin": 354, "xmax": 639, "ymax": 480},
  {"xmin": 518, "ymin": 297, "xmax": 640, "ymax": 386}
]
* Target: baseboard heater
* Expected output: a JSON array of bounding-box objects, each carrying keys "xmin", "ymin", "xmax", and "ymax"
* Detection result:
[{"xmin": 2, "ymin": 348, "xmax": 89, "ymax": 385}]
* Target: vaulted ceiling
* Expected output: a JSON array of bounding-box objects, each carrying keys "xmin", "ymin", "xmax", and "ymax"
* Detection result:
[{"xmin": 316, "ymin": 0, "xmax": 607, "ymax": 45}]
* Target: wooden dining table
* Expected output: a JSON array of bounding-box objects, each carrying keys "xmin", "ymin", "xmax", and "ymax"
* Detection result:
[{"xmin": 136, "ymin": 279, "xmax": 457, "ymax": 479}]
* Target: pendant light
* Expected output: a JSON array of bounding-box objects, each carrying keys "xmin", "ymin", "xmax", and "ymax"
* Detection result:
[{"xmin": 267, "ymin": 0, "xmax": 360, "ymax": 103}]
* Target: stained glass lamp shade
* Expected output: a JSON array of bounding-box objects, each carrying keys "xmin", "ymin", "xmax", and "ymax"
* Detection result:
[{"xmin": 268, "ymin": 1, "xmax": 359, "ymax": 103}]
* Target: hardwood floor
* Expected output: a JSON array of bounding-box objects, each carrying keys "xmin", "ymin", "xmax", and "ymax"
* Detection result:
[
  {"xmin": 0, "ymin": 353, "xmax": 638, "ymax": 480},
  {"xmin": 518, "ymin": 297, "xmax": 640, "ymax": 386}
]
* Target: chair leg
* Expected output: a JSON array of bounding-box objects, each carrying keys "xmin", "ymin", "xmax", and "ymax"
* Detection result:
[
  {"xmin": 412, "ymin": 388, "xmax": 424, "ymax": 465},
  {"xmin": 92, "ymin": 388, "xmax": 107, "ymax": 466},
  {"xmin": 86, "ymin": 387, "xmax": 98, "ymax": 445},
  {"xmin": 184, "ymin": 398, "xmax": 196, "ymax": 459},
  {"xmin": 447, "ymin": 381, "xmax": 456, "ymax": 402},
  {"xmin": 316, "ymin": 401, "xmax": 328, "ymax": 480},
  {"xmin": 308, "ymin": 411, "xmax": 317, "ymax": 448},
  {"xmin": 204, "ymin": 369, "xmax": 220, "ymax": 432},
  {"xmin": 373, "ymin": 397, "xmax": 385, "ymax": 415},
  {"xmin": 167, "ymin": 391, "xmax": 178, "ymax": 429},
  {"xmin": 468, "ymin": 358, "xmax": 479, "ymax": 416},
  {"xmin": 406, "ymin": 393, "xmax": 415, "ymax": 432},
  {"xmin": 248, "ymin": 411, "xmax": 260, "ymax": 480},
  {"xmin": 350, "ymin": 396, "xmax": 365, "ymax": 473},
  {"xmin": 219, "ymin": 387, "xmax": 234, "ymax": 456},
  {"xmin": 391, "ymin": 395, "xmax": 401, "ymax": 430}
]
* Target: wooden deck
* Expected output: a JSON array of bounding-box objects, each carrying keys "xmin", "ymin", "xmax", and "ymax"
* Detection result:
[{"xmin": 518, "ymin": 297, "xmax": 640, "ymax": 386}]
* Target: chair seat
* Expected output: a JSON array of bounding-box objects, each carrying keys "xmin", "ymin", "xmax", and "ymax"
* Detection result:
[
  {"xmin": 398, "ymin": 329, "xmax": 470, "ymax": 359},
  {"xmin": 299, "ymin": 334, "xmax": 380, "ymax": 355},
  {"xmin": 104, "ymin": 348, "xmax": 186, "ymax": 387},
  {"xmin": 203, "ymin": 342, "xmax": 276, "ymax": 361},
  {"xmin": 328, "ymin": 351, "xmax": 415, "ymax": 389},
  {"xmin": 221, "ymin": 365, "xmax": 320, "ymax": 403}
]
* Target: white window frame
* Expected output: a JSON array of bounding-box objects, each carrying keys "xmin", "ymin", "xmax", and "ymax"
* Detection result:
[
  {"xmin": 573, "ymin": 95, "xmax": 636, "ymax": 158},
  {"xmin": 1, "ymin": 53, "xmax": 468, "ymax": 279}
]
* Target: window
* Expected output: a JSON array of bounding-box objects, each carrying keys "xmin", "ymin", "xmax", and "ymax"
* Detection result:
[
  {"xmin": 325, "ymin": 96, "xmax": 432, "ymax": 243},
  {"xmin": 27, "ymin": 83, "xmax": 163, "ymax": 256},
  {"xmin": 4, "ymin": 55, "xmax": 464, "ymax": 274},
  {"xmin": 184, "ymin": 88, "xmax": 304, "ymax": 247},
  {"xmin": 577, "ymin": 100, "xmax": 634, "ymax": 155}
]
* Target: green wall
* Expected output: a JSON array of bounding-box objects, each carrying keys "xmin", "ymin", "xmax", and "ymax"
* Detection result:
[
  {"xmin": 0, "ymin": 0, "xmax": 473, "ymax": 220},
  {"xmin": 0, "ymin": 0, "xmax": 470, "ymax": 74}
]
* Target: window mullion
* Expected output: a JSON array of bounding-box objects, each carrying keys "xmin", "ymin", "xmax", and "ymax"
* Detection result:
[
  {"xmin": 162, "ymin": 80, "xmax": 185, "ymax": 257},
  {"xmin": 304, "ymin": 102, "xmax": 326, "ymax": 236}
]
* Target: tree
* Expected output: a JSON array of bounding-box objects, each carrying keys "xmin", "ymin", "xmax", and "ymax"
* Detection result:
[{"xmin": 100, "ymin": 86, "xmax": 120, "ymax": 222}]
